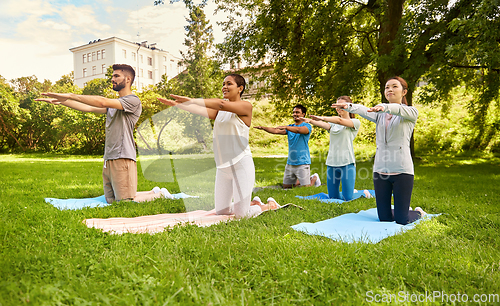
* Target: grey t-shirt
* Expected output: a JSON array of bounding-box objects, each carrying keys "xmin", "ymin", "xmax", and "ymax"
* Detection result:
[{"xmin": 103, "ymin": 95, "xmax": 142, "ymax": 161}]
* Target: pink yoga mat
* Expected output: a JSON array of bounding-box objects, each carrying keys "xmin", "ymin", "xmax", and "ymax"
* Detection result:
[{"xmin": 85, "ymin": 209, "xmax": 235, "ymax": 234}]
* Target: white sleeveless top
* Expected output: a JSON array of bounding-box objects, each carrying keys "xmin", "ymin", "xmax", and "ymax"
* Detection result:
[{"xmin": 213, "ymin": 111, "xmax": 252, "ymax": 168}]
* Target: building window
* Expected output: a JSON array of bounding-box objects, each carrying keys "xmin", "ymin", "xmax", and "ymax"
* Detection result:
[
  {"xmin": 132, "ymin": 52, "xmax": 136, "ymax": 61},
  {"xmin": 92, "ymin": 66, "xmax": 96, "ymax": 75},
  {"xmin": 140, "ymin": 55, "xmax": 143, "ymax": 63},
  {"xmin": 164, "ymin": 65, "xmax": 167, "ymax": 74},
  {"xmin": 122, "ymin": 49, "xmax": 126, "ymax": 58},
  {"xmin": 92, "ymin": 52, "xmax": 96, "ymax": 61},
  {"xmin": 140, "ymin": 69, "xmax": 143, "ymax": 77},
  {"xmin": 147, "ymin": 57, "xmax": 152, "ymax": 65},
  {"xmin": 148, "ymin": 70, "xmax": 153, "ymax": 79},
  {"xmin": 97, "ymin": 50, "xmax": 101, "ymax": 60},
  {"xmin": 87, "ymin": 53, "xmax": 91, "ymax": 62},
  {"xmin": 102, "ymin": 49, "xmax": 105, "ymax": 59},
  {"xmin": 102, "ymin": 64, "xmax": 106, "ymax": 74},
  {"xmin": 83, "ymin": 54, "xmax": 86, "ymax": 63},
  {"xmin": 163, "ymin": 56, "xmax": 166, "ymax": 61},
  {"xmin": 83, "ymin": 68, "xmax": 87, "ymax": 78}
]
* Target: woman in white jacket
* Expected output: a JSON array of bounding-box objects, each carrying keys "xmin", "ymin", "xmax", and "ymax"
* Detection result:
[{"xmin": 332, "ymin": 77, "xmax": 425, "ymax": 224}]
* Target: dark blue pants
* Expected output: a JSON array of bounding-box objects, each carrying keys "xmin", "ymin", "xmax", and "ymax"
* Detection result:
[{"xmin": 373, "ymin": 172, "xmax": 420, "ymax": 225}]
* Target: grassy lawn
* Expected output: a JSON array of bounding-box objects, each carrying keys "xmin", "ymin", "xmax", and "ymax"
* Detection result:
[{"xmin": 0, "ymin": 153, "xmax": 499, "ymax": 305}]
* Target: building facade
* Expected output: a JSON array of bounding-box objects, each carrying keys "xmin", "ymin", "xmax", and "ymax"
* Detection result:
[
  {"xmin": 227, "ymin": 64, "xmax": 273, "ymax": 100},
  {"xmin": 70, "ymin": 37, "xmax": 183, "ymax": 90}
]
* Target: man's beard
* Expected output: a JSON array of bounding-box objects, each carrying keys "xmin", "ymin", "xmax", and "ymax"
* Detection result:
[{"xmin": 112, "ymin": 81, "xmax": 126, "ymax": 92}]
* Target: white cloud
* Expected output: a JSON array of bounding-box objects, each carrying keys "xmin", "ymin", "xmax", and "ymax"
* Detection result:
[
  {"xmin": 126, "ymin": 2, "xmax": 189, "ymax": 57},
  {"xmin": 0, "ymin": 0, "xmax": 56, "ymax": 18},
  {"xmin": 0, "ymin": 0, "xmax": 232, "ymax": 82},
  {"xmin": 60, "ymin": 5, "xmax": 111, "ymax": 33},
  {"xmin": 0, "ymin": 38, "xmax": 73, "ymax": 82},
  {"xmin": 125, "ymin": 1, "xmax": 230, "ymax": 57},
  {"xmin": 0, "ymin": 1, "xmax": 112, "ymax": 81}
]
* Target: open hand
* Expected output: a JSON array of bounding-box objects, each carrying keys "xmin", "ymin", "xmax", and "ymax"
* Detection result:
[
  {"xmin": 331, "ymin": 103, "xmax": 348, "ymax": 109},
  {"xmin": 367, "ymin": 105, "xmax": 384, "ymax": 112},
  {"xmin": 35, "ymin": 92, "xmax": 70, "ymax": 104},
  {"xmin": 170, "ymin": 94, "xmax": 192, "ymax": 103},
  {"xmin": 34, "ymin": 97, "xmax": 62, "ymax": 105},
  {"xmin": 309, "ymin": 115, "xmax": 323, "ymax": 121},
  {"xmin": 298, "ymin": 117, "xmax": 312, "ymax": 123},
  {"xmin": 157, "ymin": 97, "xmax": 178, "ymax": 107}
]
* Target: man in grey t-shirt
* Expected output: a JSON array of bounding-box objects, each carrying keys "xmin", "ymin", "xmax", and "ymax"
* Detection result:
[{"xmin": 36, "ymin": 64, "xmax": 169, "ymax": 203}]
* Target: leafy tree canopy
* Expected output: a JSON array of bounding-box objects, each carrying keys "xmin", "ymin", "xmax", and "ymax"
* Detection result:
[{"xmin": 215, "ymin": 0, "xmax": 500, "ymax": 148}]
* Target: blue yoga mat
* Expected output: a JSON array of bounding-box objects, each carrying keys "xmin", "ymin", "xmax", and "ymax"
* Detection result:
[
  {"xmin": 296, "ymin": 190, "xmax": 376, "ymax": 204},
  {"xmin": 291, "ymin": 208, "xmax": 440, "ymax": 243},
  {"xmin": 45, "ymin": 192, "xmax": 198, "ymax": 210}
]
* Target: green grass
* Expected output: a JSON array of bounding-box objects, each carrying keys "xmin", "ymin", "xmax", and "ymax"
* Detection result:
[{"xmin": 1, "ymin": 153, "xmax": 500, "ymax": 305}]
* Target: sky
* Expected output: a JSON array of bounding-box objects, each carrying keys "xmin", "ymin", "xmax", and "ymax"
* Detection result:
[{"xmin": 0, "ymin": 0, "xmax": 229, "ymax": 83}]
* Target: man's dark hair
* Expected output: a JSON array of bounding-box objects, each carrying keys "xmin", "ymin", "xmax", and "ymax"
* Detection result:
[
  {"xmin": 112, "ymin": 64, "xmax": 135, "ymax": 84},
  {"xmin": 294, "ymin": 104, "xmax": 307, "ymax": 115}
]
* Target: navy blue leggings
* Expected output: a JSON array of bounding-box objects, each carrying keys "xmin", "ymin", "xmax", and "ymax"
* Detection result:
[
  {"xmin": 373, "ymin": 172, "xmax": 420, "ymax": 225},
  {"xmin": 327, "ymin": 164, "xmax": 356, "ymax": 201}
]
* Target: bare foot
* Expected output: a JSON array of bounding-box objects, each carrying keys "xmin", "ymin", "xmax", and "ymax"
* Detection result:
[
  {"xmin": 251, "ymin": 196, "xmax": 263, "ymax": 206},
  {"xmin": 415, "ymin": 207, "xmax": 427, "ymax": 217},
  {"xmin": 264, "ymin": 197, "xmax": 280, "ymax": 211}
]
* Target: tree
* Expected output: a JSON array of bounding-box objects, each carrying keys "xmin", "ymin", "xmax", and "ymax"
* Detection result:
[
  {"xmin": 0, "ymin": 81, "xmax": 26, "ymax": 151},
  {"xmin": 215, "ymin": 0, "xmax": 500, "ymax": 151},
  {"xmin": 52, "ymin": 72, "xmax": 79, "ymax": 93},
  {"xmin": 153, "ymin": 0, "xmax": 223, "ymax": 155},
  {"xmin": 155, "ymin": 0, "xmax": 224, "ymax": 98}
]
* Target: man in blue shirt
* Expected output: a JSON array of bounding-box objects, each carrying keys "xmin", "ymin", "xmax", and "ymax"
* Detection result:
[{"xmin": 254, "ymin": 104, "xmax": 320, "ymax": 188}]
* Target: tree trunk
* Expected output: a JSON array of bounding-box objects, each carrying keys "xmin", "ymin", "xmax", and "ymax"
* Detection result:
[
  {"xmin": 376, "ymin": 0, "xmax": 406, "ymax": 103},
  {"xmin": 376, "ymin": 0, "xmax": 416, "ymax": 157}
]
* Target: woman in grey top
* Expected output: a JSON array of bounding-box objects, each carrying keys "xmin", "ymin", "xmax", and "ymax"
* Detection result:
[
  {"xmin": 332, "ymin": 77, "xmax": 425, "ymax": 224},
  {"xmin": 299, "ymin": 96, "xmax": 361, "ymax": 200}
]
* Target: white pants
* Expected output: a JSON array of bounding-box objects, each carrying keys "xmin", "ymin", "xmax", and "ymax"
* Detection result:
[{"xmin": 214, "ymin": 155, "xmax": 261, "ymax": 218}]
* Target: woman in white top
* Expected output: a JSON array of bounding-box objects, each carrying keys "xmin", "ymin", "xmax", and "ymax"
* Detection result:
[
  {"xmin": 299, "ymin": 96, "xmax": 361, "ymax": 200},
  {"xmin": 332, "ymin": 77, "xmax": 426, "ymax": 224},
  {"xmin": 158, "ymin": 74, "xmax": 278, "ymax": 218}
]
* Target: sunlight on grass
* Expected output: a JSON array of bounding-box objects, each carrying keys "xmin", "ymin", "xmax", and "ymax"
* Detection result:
[{"xmin": 1, "ymin": 153, "xmax": 500, "ymax": 304}]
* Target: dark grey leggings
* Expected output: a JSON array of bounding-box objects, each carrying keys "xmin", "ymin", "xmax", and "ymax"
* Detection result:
[{"xmin": 373, "ymin": 172, "xmax": 421, "ymax": 225}]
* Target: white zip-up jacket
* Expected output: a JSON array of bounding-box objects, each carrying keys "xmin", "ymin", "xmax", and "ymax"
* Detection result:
[{"xmin": 346, "ymin": 103, "xmax": 418, "ymax": 175}]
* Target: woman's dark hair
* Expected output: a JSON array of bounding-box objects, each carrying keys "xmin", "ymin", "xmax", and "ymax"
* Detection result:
[
  {"xmin": 337, "ymin": 96, "xmax": 355, "ymax": 118},
  {"xmin": 386, "ymin": 76, "xmax": 408, "ymax": 105},
  {"xmin": 227, "ymin": 73, "xmax": 246, "ymax": 97}
]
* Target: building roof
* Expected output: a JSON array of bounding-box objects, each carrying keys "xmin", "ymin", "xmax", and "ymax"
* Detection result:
[{"xmin": 69, "ymin": 36, "xmax": 172, "ymax": 55}]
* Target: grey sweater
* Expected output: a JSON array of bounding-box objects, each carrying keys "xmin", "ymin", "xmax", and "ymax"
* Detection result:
[{"xmin": 346, "ymin": 103, "xmax": 418, "ymax": 175}]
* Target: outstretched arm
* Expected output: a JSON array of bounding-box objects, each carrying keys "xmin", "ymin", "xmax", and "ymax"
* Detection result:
[
  {"xmin": 332, "ymin": 102, "xmax": 377, "ymax": 123},
  {"xmin": 298, "ymin": 116, "xmax": 331, "ymax": 130},
  {"xmin": 276, "ymin": 125, "xmax": 309, "ymax": 134},
  {"xmin": 309, "ymin": 115, "xmax": 354, "ymax": 128},
  {"xmin": 253, "ymin": 126, "xmax": 287, "ymax": 135},
  {"xmin": 168, "ymin": 94, "xmax": 252, "ymax": 117},
  {"xmin": 368, "ymin": 104, "xmax": 418, "ymax": 122},
  {"xmin": 157, "ymin": 97, "xmax": 218, "ymax": 119},
  {"xmin": 187, "ymin": 96, "xmax": 252, "ymax": 118},
  {"xmin": 35, "ymin": 92, "xmax": 109, "ymax": 114}
]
